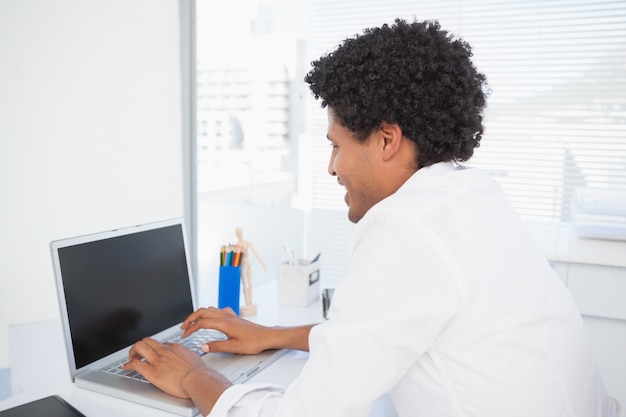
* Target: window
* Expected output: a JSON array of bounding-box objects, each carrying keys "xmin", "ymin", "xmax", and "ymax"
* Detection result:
[
  {"xmin": 194, "ymin": 0, "xmax": 311, "ymax": 289},
  {"xmin": 193, "ymin": 0, "xmax": 626, "ymax": 287}
]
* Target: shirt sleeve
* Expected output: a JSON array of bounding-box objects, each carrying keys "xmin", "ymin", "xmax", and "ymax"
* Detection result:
[{"xmin": 208, "ymin": 383, "xmax": 285, "ymax": 417}]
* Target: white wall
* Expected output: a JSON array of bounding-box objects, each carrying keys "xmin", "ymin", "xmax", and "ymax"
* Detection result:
[{"xmin": 0, "ymin": 0, "xmax": 185, "ymax": 368}]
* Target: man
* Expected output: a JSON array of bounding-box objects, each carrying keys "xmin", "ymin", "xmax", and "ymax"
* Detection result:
[{"xmin": 124, "ymin": 19, "xmax": 618, "ymax": 416}]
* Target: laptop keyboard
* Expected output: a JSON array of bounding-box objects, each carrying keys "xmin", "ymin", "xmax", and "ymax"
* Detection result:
[
  {"xmin": 103, "ymin": 328, "xmax": 228, "ymax": 383},
  {"xmin": 168, "ymin": 328, "xmax": 228, "ymax": 354}
]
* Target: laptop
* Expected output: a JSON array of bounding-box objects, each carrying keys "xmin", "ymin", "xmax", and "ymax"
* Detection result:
[{"xmin": 50, "ymin": 218, "xmax": 288, "ymax": 416}]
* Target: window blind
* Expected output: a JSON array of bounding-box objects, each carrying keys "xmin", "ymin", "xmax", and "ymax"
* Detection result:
[
  {"xmin": 195, "ymin": 0, "xmax": 626, "ymax": 287},
  {"xmin": 306, "ymin": 0, "xmax": 626, "ymax": 223}
]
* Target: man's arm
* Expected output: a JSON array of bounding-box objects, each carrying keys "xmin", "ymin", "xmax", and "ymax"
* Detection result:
[
  {"xmin": 124, "ymin": 308, "xmax": 315, "ymax": 416},
  {"xmin": 180, "ymin": 366, "xmax": 232, "ymax": 416},
  {"xmin": 181, "ymin": 306, "xmax": 316, "ymax": 353},
  {"xmin": 243, "ymin": 323, "xmax": 314, "ymax": 352},
  {"xmin": 123, "ymin": 338, "xmax": 232, "ymax": 416}
]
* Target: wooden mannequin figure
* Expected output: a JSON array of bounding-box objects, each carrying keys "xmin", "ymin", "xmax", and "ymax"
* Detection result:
[{"xmin": 235, "ymin": 227, "xmax": 267, "ymax": 316}]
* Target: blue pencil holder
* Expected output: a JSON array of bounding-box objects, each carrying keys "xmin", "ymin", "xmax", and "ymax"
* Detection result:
[{"xmin": 218, "ymin": 265, "xmax": 241, "ymax": 315}]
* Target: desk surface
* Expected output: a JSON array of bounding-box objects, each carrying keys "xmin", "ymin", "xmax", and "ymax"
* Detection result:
[
  {"xmin": 0, "ymin": 281, "xmax": 321, "ymax": 416},
  {"xmin": 527, "ymin": 221, "xmax": 626, "ymax": 268}
]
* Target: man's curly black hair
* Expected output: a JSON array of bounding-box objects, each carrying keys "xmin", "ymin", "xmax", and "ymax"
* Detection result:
[{"xmin": 304, "ymin": 18, "xmax": 488, "ymax": 168}]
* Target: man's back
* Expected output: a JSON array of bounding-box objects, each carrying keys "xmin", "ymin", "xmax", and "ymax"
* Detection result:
[{"xmin": 300, "ymin": 162, "xmax": 615, "ymax": 417}]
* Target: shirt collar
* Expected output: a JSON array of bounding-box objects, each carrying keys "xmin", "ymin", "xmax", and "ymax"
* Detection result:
[{"xmin": 402, "ymin": 161, "xmax": 457, "ymax": 188}]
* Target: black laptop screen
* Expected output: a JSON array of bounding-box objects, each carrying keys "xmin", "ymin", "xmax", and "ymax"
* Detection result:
[{"xmin": 57, "ymin": 224, "xmax": 193, "ymax": 369}]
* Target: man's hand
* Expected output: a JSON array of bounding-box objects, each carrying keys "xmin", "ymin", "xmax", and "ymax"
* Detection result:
[
  {"xmin": 123, "ymin": 338, "xmax": 232, "ymax": 415},
  {"xmin": 180, "ymin": 307, "xmax": 272, "ymax": 354},
  {"xmin": 122, "ymin": 337, "xmax": 231, "ymax": 399},
  {"xmin": 181, "ymin": 306, "xmax": 315, "ymax": 353}
]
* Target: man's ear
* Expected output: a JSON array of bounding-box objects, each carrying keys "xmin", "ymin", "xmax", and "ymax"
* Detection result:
[{"xmin": 380, "ymin": 122, "xmax": 404, "ymax": 161}]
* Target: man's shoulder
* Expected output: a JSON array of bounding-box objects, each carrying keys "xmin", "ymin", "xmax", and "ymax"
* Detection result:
[{"xmin": 368, "ymin": 164, "xmax": 498, "ymax": 221}]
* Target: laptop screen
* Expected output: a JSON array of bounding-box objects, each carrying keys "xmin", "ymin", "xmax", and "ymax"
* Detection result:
[{"xmin": 55, "ymin": 223, "xmax": 193, "ymax": 369}]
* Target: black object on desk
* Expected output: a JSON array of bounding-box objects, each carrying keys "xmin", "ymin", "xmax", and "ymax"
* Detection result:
[
  {"xmin": 322, "ymin": 288, "xmax": 335, "ymax": 320},
  {"xmin": 0, "ymin": 395, "xmax": 86, "ymax": 417}
]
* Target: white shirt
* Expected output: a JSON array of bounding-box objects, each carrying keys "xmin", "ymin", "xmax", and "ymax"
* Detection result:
[{"xmin": 210, "ymin": 162, "xmax": 616, "ymax": 417}]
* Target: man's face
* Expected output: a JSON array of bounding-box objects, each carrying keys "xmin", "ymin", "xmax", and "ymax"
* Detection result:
[{"xmin": 326, "ymin": 109, "xmax": 387, "ymax": 223}]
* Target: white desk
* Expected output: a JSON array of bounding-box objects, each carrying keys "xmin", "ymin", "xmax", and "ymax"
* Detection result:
[
  {"xmin": 0, "ymin": 281, "xmax": 318, "ymax": 416},
  {"xmin": 0, "ymin": 350, "xmax": 309, "ymax": 417}
]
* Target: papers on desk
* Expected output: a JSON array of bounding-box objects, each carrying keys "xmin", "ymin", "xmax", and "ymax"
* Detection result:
[{"xmin": 572, "ymin": 188, "xmax": 626, "ymax": 241}]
